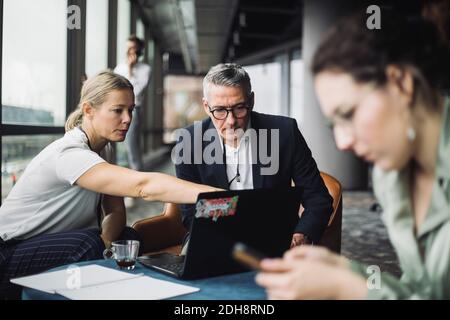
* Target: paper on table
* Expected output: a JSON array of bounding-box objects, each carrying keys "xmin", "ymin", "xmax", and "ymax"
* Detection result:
[
  {"xmin": 56, "ymin": 276, "xmax": 200, "ymax": 300},
  {"xmin": 10, "ymin": 264, "xmax": 142, "ymax": 294}
]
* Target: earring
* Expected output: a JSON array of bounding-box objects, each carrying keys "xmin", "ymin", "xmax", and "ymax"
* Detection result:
[{"xmin": 407, "ymin": 127, "xmax": 416, "ymax": 142}]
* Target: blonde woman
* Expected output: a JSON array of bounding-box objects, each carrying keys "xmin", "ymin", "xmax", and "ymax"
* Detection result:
[{"xmin": 0, "ymin": 71, "xmax": 219, "ymax": 299}]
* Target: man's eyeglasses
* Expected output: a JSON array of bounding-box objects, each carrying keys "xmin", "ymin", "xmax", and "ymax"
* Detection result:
[{"xmin": 207, "ymin": 103, "xmax": 251, "ymax": 120}]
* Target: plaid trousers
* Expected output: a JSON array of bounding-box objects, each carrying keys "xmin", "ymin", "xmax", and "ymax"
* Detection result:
[{"xmin": 0, "ymin": 227, "xmax": 140, "ymax": 300}]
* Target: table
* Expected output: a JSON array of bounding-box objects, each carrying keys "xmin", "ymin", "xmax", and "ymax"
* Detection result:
[{"xmin": 22, "ymin": 259, "xmax": 266, "ymax": 300}]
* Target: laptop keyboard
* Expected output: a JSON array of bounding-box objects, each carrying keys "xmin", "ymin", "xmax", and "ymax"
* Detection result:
[
  {"xmin": 138, "ymin": 254, "xmax": 185, "ymax": 276},
  {"xmin": 156, "ymin": 262, "xmax": 184, "ymax": 274}
]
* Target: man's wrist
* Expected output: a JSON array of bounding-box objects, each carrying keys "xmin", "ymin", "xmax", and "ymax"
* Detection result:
[
  {"xmin": 303, "ymin": 234, "xmax": 312, "ymax": 244},
  {"xmin": 297, "ymin": 232, "xmax": 312, "ymax": 244},
  {"xmin": 291, "ymin": 232, "xmax": 312, "ymax": 246}
]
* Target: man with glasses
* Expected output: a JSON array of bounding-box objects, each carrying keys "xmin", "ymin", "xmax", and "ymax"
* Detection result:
[{"xmin": 175, "ymin": 63, "xmax": 333, "ymax": 248}]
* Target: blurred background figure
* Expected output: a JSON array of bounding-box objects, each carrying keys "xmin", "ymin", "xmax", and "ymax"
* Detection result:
[
  {"xmin": 256, "ymin": 10, "xmax": 450, "ymax": 300},
  {"xmin": 114, "ymin": 35, "xmax": 151, "ymax": 172}
]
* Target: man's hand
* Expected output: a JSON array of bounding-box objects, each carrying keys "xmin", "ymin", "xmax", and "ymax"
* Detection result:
[
  {"xmin": 290, "ymin": 233, "xmax": 310, "ymax": 247},
  {"xmin": 127, "ymin": 49, "xmax": 138, "ymax": 76}
]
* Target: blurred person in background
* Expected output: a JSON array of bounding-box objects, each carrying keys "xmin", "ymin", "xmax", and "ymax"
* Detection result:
[{"xmin": 114, "ymin": 35, "xmax": 151, "ymax": 172}]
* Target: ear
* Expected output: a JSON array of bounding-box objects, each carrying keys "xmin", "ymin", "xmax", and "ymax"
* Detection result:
[
  {"xmin": 248, "ymin": 92, "xmax": 255, "ymax": 108},
  {"xmin": 385, "ymin": 65, "xmax": 414, "ymax": 108},
  {"xmin": 202, "ymin": 97, "xmax": 210, "ymax": 114},
  {"xmin": 82, "ymin": 102, "xmax": 95, "ymax": 119}
]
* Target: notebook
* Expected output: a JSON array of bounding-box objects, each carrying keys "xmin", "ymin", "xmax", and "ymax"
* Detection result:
[{"xmin": 11, "ymin": 264, "xmax": 199, "ymax": 299}]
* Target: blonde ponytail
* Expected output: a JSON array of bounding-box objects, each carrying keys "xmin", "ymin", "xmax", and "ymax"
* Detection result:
[{"xmin": 65, "ymin": 108, "xmax": 84, "ymax": 131}]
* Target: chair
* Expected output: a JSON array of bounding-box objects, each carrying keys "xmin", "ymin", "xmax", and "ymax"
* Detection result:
[
  {"xmin": 132, "ymin": 172, "xmax": 342, "ymax": 256},
  {"xmin": 316, "ymin": 172, "xmax": 342, "ymax": 253}
]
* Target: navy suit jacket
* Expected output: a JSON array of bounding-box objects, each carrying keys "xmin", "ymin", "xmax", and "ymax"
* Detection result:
[{"xmin": 174, "ymin": 111, "xmax": 333, "ymax": 243}]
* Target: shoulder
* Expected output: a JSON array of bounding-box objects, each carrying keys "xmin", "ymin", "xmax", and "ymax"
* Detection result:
[
  {"xmin": 60, "ymin": 129, "xmax": 91, "ymax": 153},
  {"xmin": 251, "ymin": 111, "xmax": 297, "ymax": 129},
  {"xmin": 175, "ymin": 118, "xmax": 216, "ymax": 149},
  {"xmin": 182, "ymin": 117, "xmax": 212, "ymax": 135},
  {"xmin": 59, "ymin": 129, "xmax": 105, "ymax": 163}
]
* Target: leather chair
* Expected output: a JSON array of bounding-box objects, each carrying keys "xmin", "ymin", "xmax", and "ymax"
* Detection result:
[
  {"xmin": 316, "ymin": 172, "xmax": 342, "ymax": 253},
  {"xmin": 133, "ymin": 172, "xmax": 342, "ymax": 256}
]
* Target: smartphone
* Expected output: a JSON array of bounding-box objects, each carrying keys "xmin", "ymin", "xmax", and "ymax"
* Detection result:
[{"xmin": 232, "ymin": 242, "xmax": 267, "ymax": 270}]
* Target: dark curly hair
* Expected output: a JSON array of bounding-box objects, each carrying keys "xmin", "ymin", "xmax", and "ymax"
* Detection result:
[{"xmin": 312, "ymin": 10, "xmax": 450, "ymax": 109}]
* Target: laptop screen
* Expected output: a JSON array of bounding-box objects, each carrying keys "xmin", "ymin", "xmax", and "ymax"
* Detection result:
[{"xmin": 182, "ymin": 186, "xmax": 302, "ymax": 278}]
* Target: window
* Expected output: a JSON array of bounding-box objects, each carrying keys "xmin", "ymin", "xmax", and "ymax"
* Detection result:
[
  {"xmin": 116, "ymin": 0, "xmax": 131, "ymax": 65},
  {"xmin": 2, "ymin": 0, "xmax": 67, "ymax": 126},
  {"xmin": 1, "ymin": 135, "xmax": 62, "ymax": 201},
  {"xmin": 290, "ymin": 50, "xmax": 304, "ymax": 123},
  {"xmin": 244, "ymin": 62, "xmax": 282, "ymax": 115},
  {"xmin": 85, "ymin": 0, "xmax": 108, "ymax": 77},
  {"xmin": 1, "ymin": 0, "xmax": 67, "ymax": 202},
  {"xmin": 136, "ymin": 19, "xmax": 145, "ymax": 40},
  {"xmin": 163, "ymin": 75, "xmax": 203, "ymax": 143}
]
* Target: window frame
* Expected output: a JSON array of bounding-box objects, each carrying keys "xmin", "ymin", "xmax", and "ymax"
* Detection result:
[
  {"xmin": 0, "ymin": 0, "xmax": 163, "ymax": 204},
  {"xmin": 0, "ymin": 0, "xmax": 122, "ymax": 204}
]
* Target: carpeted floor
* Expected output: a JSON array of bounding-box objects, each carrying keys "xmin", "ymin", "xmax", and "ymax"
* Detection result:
[
  {"xmin": 341, "ymin": 192, "xmax": 401, "ymax": 278},
  {"xmin": 127, "ymin": 159, "xmax": 402, "ymax": 279}
]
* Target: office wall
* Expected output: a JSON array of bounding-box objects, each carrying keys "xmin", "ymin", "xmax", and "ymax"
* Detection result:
[{"xmin": 301, "ymin": 0, "xmax": 369, "ymax": 189}]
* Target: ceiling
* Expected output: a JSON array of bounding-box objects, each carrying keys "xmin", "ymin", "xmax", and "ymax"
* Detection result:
[
  {"xmin": 136, "ymin": 0, "xmax": 425, "ymax": 74},
  {"xmin": 137, "ymin": 0, "xmax": 303, "ymax": 74}
]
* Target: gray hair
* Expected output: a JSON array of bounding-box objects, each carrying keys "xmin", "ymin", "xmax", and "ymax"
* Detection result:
[{"xmin": 203, "ymin": 63, "xmax": 252, "ymax": 101}]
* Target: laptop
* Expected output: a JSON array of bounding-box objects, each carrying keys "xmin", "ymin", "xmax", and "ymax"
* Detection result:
[{"xmin": 138, "ymin": 186, "xmax": 302, "ymax": 279}]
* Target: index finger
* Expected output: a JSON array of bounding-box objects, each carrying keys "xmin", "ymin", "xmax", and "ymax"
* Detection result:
[
  {"xmin": 255, "ymin": 271, "xmax": 290, "ymax": 290},
  {"xmin": 259, "ymin": 258, "xmax": 291, "ymax": 272}
]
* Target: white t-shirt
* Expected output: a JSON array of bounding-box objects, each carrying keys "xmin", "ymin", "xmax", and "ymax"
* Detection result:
[
  {"xmin": 0, "ymin": 127, "xmax": 114, "ymax": 241},
  {"xmin": 224, "ymin": 136, "xmax": 254, "ymax": 190},
  {"xmin": 114, "ymin": 61, "xmax": 151, "ymax": 106}
]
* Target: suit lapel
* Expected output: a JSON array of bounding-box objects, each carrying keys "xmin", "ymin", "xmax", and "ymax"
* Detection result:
[
  {"xmin": 202, "ymin": 113, "xmax": 266, "ymax": 190},
  {"xmin": 204, "ymin": 120, "xmax": 229, "ymax": 189},
  {"xmin": 250, "ymin": 112, "xmax": 264, "ymax": 189}
]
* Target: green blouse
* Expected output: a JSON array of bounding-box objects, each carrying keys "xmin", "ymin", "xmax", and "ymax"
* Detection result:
[{"xmin": 350, "ymin": 96, "xmax": 450, "ymax": 299}]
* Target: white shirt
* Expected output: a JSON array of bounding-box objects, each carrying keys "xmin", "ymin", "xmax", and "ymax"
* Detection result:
[
  {"xmin": 0, "ymin": 128, "xmax": 114, "ymax": 241},
  {"xmin": 114, "ymin": 61, "xmax": 151, "ymax": 106},
  {"xmin": 223, "ymin": 124, "xmax": 254, "ymax": 190}
]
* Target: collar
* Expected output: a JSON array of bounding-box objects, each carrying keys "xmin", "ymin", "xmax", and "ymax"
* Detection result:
[
  {"xmin": 67, "ymin": 127, "xmax": 90, "ymax": 148},
  {"xmin": 418, "ymin": 95, "xmax": 450, "ymax": 237},
  {"xmin": 379, "ymin": 96, "xmax": 450, "ymax": 239},
  {"xmin": 218, "ymin": 118, "xmax": 252, "ymax": 152},
  {"xmin": 435, "ymin": 95, "xmax": 450, "ymax": 179}
]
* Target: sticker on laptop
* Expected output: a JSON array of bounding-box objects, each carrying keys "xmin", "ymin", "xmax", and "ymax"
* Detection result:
[{"xmin": 195, "ymin": 196, "xmax": 239, "ymax": 221}]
